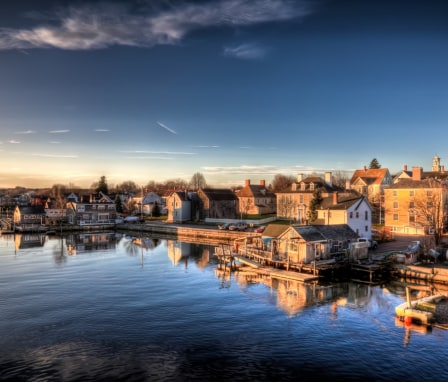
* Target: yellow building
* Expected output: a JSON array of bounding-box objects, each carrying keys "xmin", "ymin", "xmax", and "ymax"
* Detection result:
[{"xmin": 384, "ymin": 166, "xmax": 448, "ymax": 235}]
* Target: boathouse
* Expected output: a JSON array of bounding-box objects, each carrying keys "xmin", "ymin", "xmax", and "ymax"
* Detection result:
[{"xmin": 276, "ymin": 224, "xmax": 358, "ymax": 264}]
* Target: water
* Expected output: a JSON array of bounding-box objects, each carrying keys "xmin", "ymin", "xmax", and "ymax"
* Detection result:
[{"xmin": 1, "ymin": 232, "xmax": 448, "ymax": 381}]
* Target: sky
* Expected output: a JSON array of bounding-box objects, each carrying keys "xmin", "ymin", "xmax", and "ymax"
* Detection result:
[{"xmin": 1, "ymin": 0, "xmax": 447, "ymax": 189}]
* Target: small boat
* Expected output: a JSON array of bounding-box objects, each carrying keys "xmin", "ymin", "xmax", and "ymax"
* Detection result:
[{"xmin": 396, "ymin": 292, "xmax": 447, "ymax": 326}]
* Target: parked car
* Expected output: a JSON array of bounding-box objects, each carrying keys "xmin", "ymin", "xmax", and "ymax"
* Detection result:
[
  {"xmin": 229, "ymin": 222, "xmax": 247, "ymax": 231},
  {"xmin": 218, "ymin": 223, "xmax": 231, "ymax": 230},
  {"xmin": 253, "ymin": 226, "xmax": 266, "ymax": 233},
  {"xmin": 357, "ymin": 237, "xmax": 378, "ymax": 249}
]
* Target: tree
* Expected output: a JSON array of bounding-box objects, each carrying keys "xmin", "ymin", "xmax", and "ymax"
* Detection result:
[
  {"xmin": 331, "ymin": 171, "xmax": 350, "ymax": 189},
  {"xmin": 369, "ymin": 158, "xmax": 381, "ymax": 169},
  {"xmin": 115, "ymin": 180, "xmax": 138, "ymax": 195},
  {"xmin": 189, "ymin": 172, "xmax": 207, "ymax": 191},
  {"xmin": 271, "ymin": 174, "xmax": 295, "ymax": 192},
  {"xmin": 277, "ymin": 194, "xmax": 298, "ymax": 222},
  {"xmin": 115, "ymin": 195, "xmax": 124, "ymax": 214},
  {"xmin": 152, "ymin": 201, "xmax": 161, "ymax": 217},
  {"xmin": 308, "ymin": 188, "xmax": 323, "ymax": 223},
  {"xmin": 93, "ymin": 175, "xmax": 109, "ymax": 194},
  {"xmin": 413, "ymin": 181, "xmax": 448, "ymax": 246},
  {"xmin": 164, "ymin": 178, "xmax": 189, "ymax": 192}
]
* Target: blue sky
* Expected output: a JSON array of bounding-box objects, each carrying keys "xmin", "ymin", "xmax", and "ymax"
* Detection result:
[{"xmin": 1, "ymin": 0, "xmax": 447, "ymax": 189}]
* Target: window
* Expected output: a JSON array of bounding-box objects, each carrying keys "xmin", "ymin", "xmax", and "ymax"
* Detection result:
[
  {"xmin": 393, "ymin": 201, "xmax": 398, "ymax": 209},
  {"xmin": 365, "ymin": 225, "xmax": 368, "ymax": 232},
  {"xmin": 409, "ymin": 214, "xmax": 415, "ymax": 223},
  {"xmin": 409, "ymin": 190, "xmax": 414, "ymax": 196},
  {"xmin": 409, "ymin": 201, "xmax": 414, "ymax": 208},
  {"xmin": 393, "ymin": 213, "xmax": 398, "ymax": 221},
  {"xmin": 349, "ymin": 212, "xmax": 353, "ymax": 219},
  {"xmin": 299, "ymin": 194, "xmax": 304, "ymax": 204},
  {"xmin": 427, "ymin": 190, "xmax": 433, "ymax": 197},
  {"xmin": 393, "ymin": 190, "xmax": 398, "ymax": 196},
  {"xmin": 427, "ymin": 201, "xmax": 433, "ymax": 208},
  {"xmin": 365, "ymin": 211, "xmax": 368, "ymax": 220},
  {"xmin": 355, "ymin": 212, "xmax": 359, "ymax": 218}
]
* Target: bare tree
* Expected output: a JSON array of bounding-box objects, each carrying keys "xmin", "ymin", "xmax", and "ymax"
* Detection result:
[
  {"xmin": 413, "ymin": 181, "xmax": 448, "ymax": 245},
  {"xmin": 115, "ymin": 180, "xmax": 138, "ymax": 195},
  {"xmin": 271, "ymin": 174, "xmax": 295, "ymax": 192},
  {"xmin": 277, "ymin": 195, "xmax": 298, "ymax": 221},
  {"xmin": 189, "ymin": 172, "xmax": 207, "ymax": 191}
]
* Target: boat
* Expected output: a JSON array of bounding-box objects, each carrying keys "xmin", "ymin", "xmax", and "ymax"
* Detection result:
[{"xmin": 395, "ymin": 291, "xmax": 447, "ymax": 327}]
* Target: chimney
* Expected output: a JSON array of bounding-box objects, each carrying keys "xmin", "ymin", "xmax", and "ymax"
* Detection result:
[
  {"xmin": 260, "ymin": 179, "xmax": 265, "ymax": 187},
  {"xmin": 297, "ymin": 173, "xmax": 303, "ymax": 182},
  {"xmin": 325, "ymin": 171, "xmax": 332, "ymax": 187},
  {"xmin": 333, "ymin": 192, "xmax": 338, "ymax": 205},
  {"xmin": 442, "ymin": 165, "xmax": 445, "ymax": 173},
  {"xmin": 363, "ymin": 165, "xmax": 367, "ymax": 171},
  {"xmin": 403, "ymin": 164, "xmax": 407, "ymax": 172},
  {"xmin": 245, "ymin": 179, "xmax": 250, "ymax": 187},
  {"xmin": 412, "ymin": 167, "xmax": 422, "ymax": 181}
]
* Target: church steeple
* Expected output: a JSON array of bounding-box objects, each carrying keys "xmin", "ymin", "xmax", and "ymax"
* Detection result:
[{"xmin": 432, "ymin": 155, "xmax": 441, "ymax": 172}]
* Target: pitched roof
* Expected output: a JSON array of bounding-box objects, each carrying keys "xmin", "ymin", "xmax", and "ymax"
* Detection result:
[
  {"xmin": 387, "ymin": 178, "xmax": 445, "ymax": 189},
  {"xmin": 319, "ymin": 192, "xmax": 368, "ymax": 211},
  {"xmin": 17, "ymin": 206, "xmax": 46, "ymax": 214},
  {"xmin": 199, "ymin": 188, "xmax": 238, "ymax": 201},
  {"xmin": 237, "ymin": 182, "xmax": 275, "ymax": 198},
  {"xmin": 289, "ymin": 224, "xmax": 358, "ymax": 242},
  {"xmin": 262, "ymin": 224, "xmax": 289, "ymax": 238},
  {"xmin": 350, "ymin": 168, "xmax": 389, "ymax": 185}
]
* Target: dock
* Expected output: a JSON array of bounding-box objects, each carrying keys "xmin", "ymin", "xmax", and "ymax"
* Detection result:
[{"xmin": 396, "ymin": 293, "xmax": 446, "ymax": 326}]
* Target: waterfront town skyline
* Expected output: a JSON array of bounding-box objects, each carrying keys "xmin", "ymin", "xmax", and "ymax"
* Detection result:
[{"xmin": 1, "ymin": 0, "xmax": 447, "ymax": 188}]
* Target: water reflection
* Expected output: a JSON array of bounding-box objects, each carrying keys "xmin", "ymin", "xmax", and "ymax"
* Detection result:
[
  {"xmin": 65, "ymin": 232, "xmax": 121, "ymax": 256},
  {"xmin": 14, "ymin": 233, "xmax": 46, "ymax": 250}
]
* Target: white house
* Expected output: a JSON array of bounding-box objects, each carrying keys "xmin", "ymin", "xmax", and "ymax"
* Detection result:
[{"xmin": 315, "ymin": 192, "xmax": 373, "ymax": 239}]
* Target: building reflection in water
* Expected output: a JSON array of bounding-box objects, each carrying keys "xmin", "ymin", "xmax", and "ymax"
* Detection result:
[
  {"xmin": 65, "ymin": 232, "xmax": 120, "ymax": 256},
  {"xmin": 216, "ymin": 262, "xmax": 389, "ymax": 318},
  {"xmin": 167, "ymin": 240, "xmax": 191, "ymax": 266},
  {"xmin": 14, "ymin": 233, "xmax": 46, "ymax": 251}
]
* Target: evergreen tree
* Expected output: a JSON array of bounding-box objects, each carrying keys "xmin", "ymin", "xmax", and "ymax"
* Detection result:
[
  {"xmin": 369, "ymin": 158, "xmax": 381, "ymax": 169},
  {"xmin": 152, "ymin": 201, "xmax": 161, "ymax": 217},
  {"xmin": 95, "ymin": 175, "xmax": 109, "ymax": 194},
  {"xmin": 115, "ymin": 195, "xmax": 123, "ymax": 213},
  {"xmin": 307, "ymin": 188, "xmax": 323, "ymax": 223}
]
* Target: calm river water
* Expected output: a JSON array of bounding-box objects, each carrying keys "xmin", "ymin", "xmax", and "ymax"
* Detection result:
[{"xmin": 1, "ymin": 231, "xmax": 448, "ymax": 382}]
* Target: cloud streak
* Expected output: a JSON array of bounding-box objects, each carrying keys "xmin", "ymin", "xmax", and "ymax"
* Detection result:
[
  {"xmin": 156, "ymin": 121, "xmax": 177, "ymax": 135},
  {"xmin": 49, "ymin": 129, "xmax": 70, "ymax": 133},
  {"xmin": 119, "ymin": 150, "xmax": 195, "ymax": 155},
  {"xmin": 0, "ymin": 0, "xmax": 313, "ymax": 50},
  {"xmin": 223, "ymin": 43, "xmax": 269, "ymax": 60}
]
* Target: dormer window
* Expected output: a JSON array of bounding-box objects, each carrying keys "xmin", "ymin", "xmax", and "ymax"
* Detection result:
[
  {"xmin": 310, "ymin": 183, "xmax": 315, "ymax": 191},
  {"xmin": 301, "ymin": 183, "xmax": 306, "ymax": 191}
]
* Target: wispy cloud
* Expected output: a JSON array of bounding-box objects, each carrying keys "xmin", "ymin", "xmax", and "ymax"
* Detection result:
[
  {"xmin": 8, "ymin": 140, "xmax": 21, "ymax": 144},
  {"xmin": 124, "ymin": 156, "xmax": 175, "ymax": 160},
  {"xmin": 192, "ymin": 145, "xmax": 220, "ymax": 148},
  {"xmin": 0, "ymin": 0, "xmax": 313, "ymax": 50},
  {"xmin": 31, "ymin": 153, "xmax": 78, "ymax": 158},
  {"xmin": 49, "ymin": 141, "xmax": 61, "ymax": 144},
  {"xmin": 156, "ymin": 121, "xmax": 177, "ymax": 135},
  {"xmin": 223, "ymin": 43, "xmax": 269, "ymax": 60},
  {"xmin": 49, "ymin": 129, "xmax": 70, "ymax": 133},
  {"xmin": 15, "ymin": 130, "xmax": 35, "ymax": 134},
  {"xmin": 119, "ymin": 150, "xmax": 196, "ymax": 155},
  {"xmin": 94, "ymin": 128, "xmax": 110, "ymax": 132}
]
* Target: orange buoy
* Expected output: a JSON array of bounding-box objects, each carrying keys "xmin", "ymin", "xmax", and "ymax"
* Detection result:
[{"xmin": 405, "ymin": 316, "xmax": 412, "ymax": 326}]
